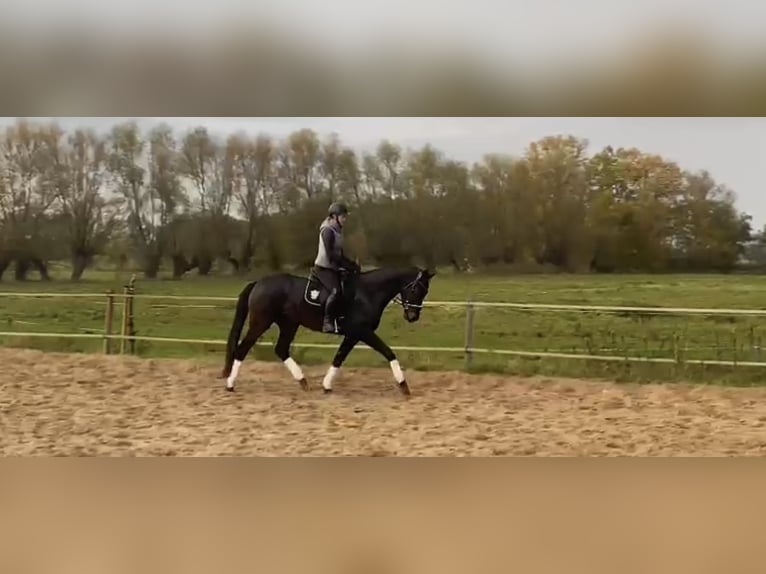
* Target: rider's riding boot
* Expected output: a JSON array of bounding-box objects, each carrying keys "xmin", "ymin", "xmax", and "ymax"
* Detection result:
[{"xmin": 322, "ymin": 288, "xmax": 339, "ymax": 333}]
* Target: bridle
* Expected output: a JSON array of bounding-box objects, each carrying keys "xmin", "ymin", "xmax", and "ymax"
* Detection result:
[{"xmin": 392, "ymin": 271, "xmax": 428, "ymax": 311}]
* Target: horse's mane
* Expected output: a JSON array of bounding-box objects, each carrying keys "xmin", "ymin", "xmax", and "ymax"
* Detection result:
[
  {"xmin": 358, "ymin": 266, "xmax": 421, "ymax": 279},
  {"xmin": 285, "ymin": 266, "xmax": 419, "ymax": 283}
]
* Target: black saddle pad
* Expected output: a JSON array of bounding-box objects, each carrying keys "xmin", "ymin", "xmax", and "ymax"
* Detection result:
[{"xmin": 304, "ymin": 271, "xmax": 331, "ymax": 307}]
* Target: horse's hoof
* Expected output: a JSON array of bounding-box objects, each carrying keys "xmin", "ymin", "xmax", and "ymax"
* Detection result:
[
  {"xmin": 225, "ymin": 386, "xmax": 235, "ymax": 393},
  {"xmin": 299, "ymin": 378, "xmax": 310, "ymax": 391},
  {"xmin": 323, "ymin": 388, "xmax": 333, "ymax": 395},
  {"xmin": 398, "ymin": 381, "xmax": 411, "ymax": 397}
]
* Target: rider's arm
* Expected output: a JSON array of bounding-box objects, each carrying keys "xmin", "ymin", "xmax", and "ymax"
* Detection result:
[
  {"xmin": 337, "ymin": 244, "xmax": 357, "ymax": 270},
  {"xmin": 340, "ymin": 255, "xmax": 358, "ymax": 271},
  {"xmin": 320, "ymin": 226, "xmax": 357, "ymax": 270}
]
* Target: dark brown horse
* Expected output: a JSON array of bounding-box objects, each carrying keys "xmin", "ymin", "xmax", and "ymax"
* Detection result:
[{"xmin": 221, "ymin": 266, "xmax": 435, "ymax": 395}]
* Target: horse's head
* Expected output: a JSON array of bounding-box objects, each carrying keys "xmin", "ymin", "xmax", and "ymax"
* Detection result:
[{"xmin": 398, "ymin": 268, "xmax": 436, "ymax": 323}]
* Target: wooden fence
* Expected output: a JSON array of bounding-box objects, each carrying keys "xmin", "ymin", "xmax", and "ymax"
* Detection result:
[{"xmin": 4, "ymin": 285, "xmax": 766, "ymax": 369}]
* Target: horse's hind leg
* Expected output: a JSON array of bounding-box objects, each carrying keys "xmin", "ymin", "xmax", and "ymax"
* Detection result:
[
  {"xmin": 273, "ymin": 321, "xmax": 308, "ymax": 391},
  {"xmin": 226, "ymin": 319, "xmax": 272, "ymax": 392}
]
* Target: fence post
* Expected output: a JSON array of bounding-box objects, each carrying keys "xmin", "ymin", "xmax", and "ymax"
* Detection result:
[
  {"xmin": 464, "ymin": 297, "xmax": 475, "ymax": 371},
  {"xmin": 103, "ymin": 290, "xmax": 114, "ymax": 355},
  {"xmin": 126, "ymin": 274, "xmax": 137, "ymax": 355},
  {"xmin": 120, "ymin": 283, "xmax": 129, "ymax": 355}
]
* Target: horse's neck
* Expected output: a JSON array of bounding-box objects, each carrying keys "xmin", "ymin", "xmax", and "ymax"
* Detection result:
[{"xmin": 361, "ymin": 268, "xmax": 416, "ymax": 307}]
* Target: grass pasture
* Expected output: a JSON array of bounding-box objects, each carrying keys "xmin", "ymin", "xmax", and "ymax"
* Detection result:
[{"xmin": 3, "ymin": 266, "xmax": 766, "ymax": 386}]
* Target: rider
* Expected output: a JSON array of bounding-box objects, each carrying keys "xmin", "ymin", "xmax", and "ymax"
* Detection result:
[{"xmin": 313, "ymin": 202, "xmax": 360, "ymax": 333}]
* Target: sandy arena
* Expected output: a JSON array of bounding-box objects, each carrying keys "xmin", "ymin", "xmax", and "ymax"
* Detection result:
[{"xmin": 2, "ymin": 347, "xmax": 766, "ymax": 455}]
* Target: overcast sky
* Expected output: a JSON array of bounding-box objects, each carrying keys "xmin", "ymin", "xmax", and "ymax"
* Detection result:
[
  {"xmin": 2, "ymin": 0, "xmax": 765, "ymax": 71},
  {"xmin": 4, "ymin": 117, "xmax": 764, "ymax": 227}
]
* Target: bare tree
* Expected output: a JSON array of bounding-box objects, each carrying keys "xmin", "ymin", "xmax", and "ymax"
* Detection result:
[
  {"xmin": 40, "ymin": 126, "xmax": 120, "ymax": 279},
  {"xmin": 228, "ymin": 132, "xmax": 277, "ymax": 271},
  {"xmin": 376, "ymin": 139, "xmax": 404, "ymax": 199},
  {"xmin": 0, "ymin": 120, "xmax": 57, "ymax": 280},
  {"xmin": 179, "ymin": 126, "xmax": 233, "ymax": 274},
  {"xmin": 319, "ymin": 132, "xmax": 342, "ymax": 200},
  {"xmin": 149, "ymin": 124, "xmax": 188, "ymax": 278},
  {"xmin": 107, "ymin": 121, "xmax": 182, "ymax": 278},
  {"xmin": 277, "ymin": 128, "xmax": 321, "ymax": 205}
]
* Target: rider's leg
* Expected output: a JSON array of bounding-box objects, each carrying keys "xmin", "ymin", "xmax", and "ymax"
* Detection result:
[{"xmin": 321, "ymin": 271, "xmax": 341, "ymax": 333}]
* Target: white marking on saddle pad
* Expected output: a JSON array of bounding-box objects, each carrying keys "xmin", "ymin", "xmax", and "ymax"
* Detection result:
[{"xmin": 310, "ymin": 289, "xmax": 320, "ymax": 300}]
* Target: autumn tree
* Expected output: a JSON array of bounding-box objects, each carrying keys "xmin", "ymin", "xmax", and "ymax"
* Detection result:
[
  {"xmin": 524, "ymin": 135, "xmax": 592, "ymax": 271},
  {"xmin": 471, "ymin": 154, "xmax": 539, "ymax": 267},
  {"xmin": 588, "ymin": 146, "xmax": 685, "ymax": 271},
  {"xmin": 1, "ymin": 120, "xmax": 755, "ymax": 279},
  {"xmin": 673, "ymin": 170, "xmax": 751, "ymax": 270}
]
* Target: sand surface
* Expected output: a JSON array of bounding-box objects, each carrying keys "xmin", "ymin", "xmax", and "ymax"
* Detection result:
[{"xmin": 2, "ymin": 347, "xmax": 766, "ymax": 455}]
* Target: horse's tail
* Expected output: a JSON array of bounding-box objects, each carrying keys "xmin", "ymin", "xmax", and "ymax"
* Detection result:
[{"xmin": 222, "ymin": 280, "xmax": 257, "ymax": 377}]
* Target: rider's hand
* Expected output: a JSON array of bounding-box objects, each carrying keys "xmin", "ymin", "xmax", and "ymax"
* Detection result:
[{"xmin": 342, "ymin": 260, "xmax": 360, "ymax": 274}]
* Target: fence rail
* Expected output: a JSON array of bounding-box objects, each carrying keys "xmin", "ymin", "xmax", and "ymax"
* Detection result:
[
  {"xmin": 3, "ymin": 331, "xmax": 766, "ymax": 368},
  {"xmin": 3, "ymin": 290, "xmax": 766, "ymax": 315},
  {"xmin": 3, "ymin": 289, "xmax": 766, "ymax": 369}
]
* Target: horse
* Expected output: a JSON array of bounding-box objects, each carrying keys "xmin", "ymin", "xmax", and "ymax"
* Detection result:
[{"xmin": 221, "ymin": 266, "xmax": 436, "ymax": 396}]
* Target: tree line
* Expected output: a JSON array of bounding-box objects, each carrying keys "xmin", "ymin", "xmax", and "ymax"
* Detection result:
[{"xmin": 0, "ymin": 119, "xmax": 755, "ymax": 281}]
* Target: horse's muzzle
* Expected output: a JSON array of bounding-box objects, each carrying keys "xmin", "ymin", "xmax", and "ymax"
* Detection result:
[{"xmin": 404, "ymin": 308, "xmax": 420, "ymax": 322}]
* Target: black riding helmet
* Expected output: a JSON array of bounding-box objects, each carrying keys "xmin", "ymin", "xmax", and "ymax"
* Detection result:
[{"xmin": 328, "ymin": 202, "xmax": 349, "ymax": 218}]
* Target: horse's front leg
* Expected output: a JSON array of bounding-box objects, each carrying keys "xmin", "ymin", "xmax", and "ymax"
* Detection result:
[
  {"xmin": 360, "ymin": 331, "xmax": 411, "ymax": 396},
  {"xmin": 322, "ymin": 335, "xmax": 360, "ymax": 394}
]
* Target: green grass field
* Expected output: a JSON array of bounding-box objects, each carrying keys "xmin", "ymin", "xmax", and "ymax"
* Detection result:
[{"xmin": 3, "ymin": 264, "xmax": 766, "ymax": 385}]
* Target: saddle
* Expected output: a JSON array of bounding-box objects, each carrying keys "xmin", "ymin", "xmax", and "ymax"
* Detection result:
[{"xmin": 304, "ymin": 269, "xmax": 357, "ymax": 310}]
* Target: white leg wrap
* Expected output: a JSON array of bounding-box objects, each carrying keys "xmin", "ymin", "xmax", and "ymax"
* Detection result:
[
  {"xmin": 227, "ymin": 360, "xmax": 242, "ymax": 389},
  {"xmin": 390, "ymin": 360, "xmax": 405, "ymax": 384},
  {"xmin": 323, "ymin": 366, "xmax": 339, "ymax": 391},
  {"xmin": 284, "ymin": 357, "xmax": 304, "ymax": 381}
]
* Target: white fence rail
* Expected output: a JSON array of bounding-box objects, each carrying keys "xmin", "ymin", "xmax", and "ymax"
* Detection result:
[
  {"xmin": 3, "ymin": 291, "xmax": 766, "ymax": 368},
  {"xmin": 4, "ymin": 290, "xmax": 766, "ymax": 315}
]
